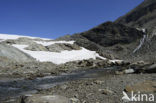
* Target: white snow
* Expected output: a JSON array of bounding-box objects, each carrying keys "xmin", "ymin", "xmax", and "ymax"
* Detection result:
[
  {"xmin": 109, "ymin": 59, "xmax": 123, "ymax": 63},
  {"xmin": 0, "ymin": 33, "xmax": 51, "ymax": 41},
  {"xmin": 12, "ymin": 44, "xmax": 106, "ymax": 64},
  {"xmin": 34, "ymin": 40, "xmax": 75, "ymax": 46},
  {"xmin": 124, "ymin": 69, "xmax": 135, "ymax": 74}
]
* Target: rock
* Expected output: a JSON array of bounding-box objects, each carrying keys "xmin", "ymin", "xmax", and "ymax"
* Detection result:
[
  {"xmin": 115, "ymin": 71, "xmax": 124, "ymax": 75},
  {"xmin": 70, "ymin": 98, "xmax": 80, "ymax": 103},
  {"xmin": 0, "ymin": 44, "xmax": 35, "ymax": 62},
  {"xmin": 125, "ymin": 81, "xmax": 156, "ymax": 93},
  {"xmin": 77, "ymin": 59, "xmax": 93, "ymax": 67},
  {"xmin": 22, "ymin": 94, "xmax": 70, "ymax": 103},
  {"xmin": 25, "ymin": 44, "xmax": 48, "ymax": 51},
  {"xmin": 129, "ymin": 62, "xmax": 156, "ymax": 73},
  {"xmin": 47, "ymin": 43, "xmax": 81, "ymax": 52},
  {"xmin": 130, "ymin": 61, "xmax": 149, "ymax": 67},
  {"xmin": 93, "ymin": 80, "xmax": 104, "ymax": 85},
  {"xmin": 60, "ymin": 84, "xmax": 68, "ymax": 90},
  {"xmin": 124, "ymin": 69, "xmax": 135, "ymax": 74},
  {"xmin": 145, "ymin": 64, "xmax": 156, "ymax": 73},
  {"xmin": 97, "ymin": 52, "xmax": 115, "ymax": 59},
  {"xmin": 2, "ymin": 97, "xmax": 21, "ymax": 103},
  {"xmin": 109, "ymin": 60, "xmax": 130, "ymax": 66},
  {"xmin": 98, "ymin": 88, "xmax": 114, "ymax": 95},
  {"xmin": 148, "ymin": 64, "xmax": 156, "ymax": 70}
]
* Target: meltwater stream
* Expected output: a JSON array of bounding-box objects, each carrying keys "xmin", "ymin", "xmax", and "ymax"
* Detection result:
[{"xmin": 0, "ymin": 67, "xmax": 118, "ymax": 101}]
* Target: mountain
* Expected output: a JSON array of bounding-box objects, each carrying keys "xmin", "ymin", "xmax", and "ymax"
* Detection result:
[
  {"xmin": 115, "ymin": 0, "xmax": 156, "ymax": 34},
  {"xmin": 58, "ymin": 22, "xmax": 145, "ymax": 61},
  {"xmin": 58, "ymin": 0, "xmax": 156, "ymax": 62}
]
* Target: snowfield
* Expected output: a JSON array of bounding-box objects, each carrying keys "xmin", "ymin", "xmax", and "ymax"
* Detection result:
[
  {"xmin": 12, "ymin": 44, "xmax": 106, "ymax": 64},
  {"xmin": 0, "ymin": 34, "xmax": 122, "ymax": 64},
  {"xmin": 0, "ymin": 33, "xmax": 51, "ymax": 40}
]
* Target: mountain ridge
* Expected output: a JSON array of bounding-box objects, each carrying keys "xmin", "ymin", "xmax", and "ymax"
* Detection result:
[{"xmin": 58, "ymin": 0, "xmax": 156, "ymax": 62}]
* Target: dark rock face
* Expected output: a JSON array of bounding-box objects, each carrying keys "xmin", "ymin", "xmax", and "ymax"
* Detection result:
[
  {"xmin": 80, "ymin": 22, "xmax": 143, "ymax": 47},
  {"xmin": 58, "ymin": 22, "xmax": 144, "ymax": 61},
  {"xmin": 115, "ymin": 0, "xmax": 156, "ymax": 32}
]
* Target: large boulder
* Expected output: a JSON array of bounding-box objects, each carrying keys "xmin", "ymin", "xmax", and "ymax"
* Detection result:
[
  {"xmin": 125, "ymin": 81, "xmax": 156, "ymax": 93},
  {"xmin": 21, "ymin": 94, "xmax": 70, "ymax": 103},
  {"xmin": 0, "ymin": 44, "xmax": 35, "ymax": 62}
]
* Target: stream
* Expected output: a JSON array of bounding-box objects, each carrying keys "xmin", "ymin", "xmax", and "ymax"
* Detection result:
[{"xmin": 0, "ymin": 66, "xmax": 119, "ymax": 101}]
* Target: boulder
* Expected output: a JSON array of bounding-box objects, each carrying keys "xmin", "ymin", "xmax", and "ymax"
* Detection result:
[
  {"xmin": 21, "ymin": 94, "xmax": 70, "ymax": 103},
  {"xmin": 125, "ymin": 81, "xmax": 156, "ymax": 93},
  {"xmin": 98, "ymin": 88, "xmax": 114, "ymax": 95},
  {"xmin": 25, "ymin": 44, "xmax": 48, "ymax": 51}
]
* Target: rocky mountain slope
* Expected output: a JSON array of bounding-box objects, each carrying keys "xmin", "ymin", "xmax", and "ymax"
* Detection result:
[
  {"xmin": 59, "ymin": 0, "xmax": 156, "ymax": 63},
  {"xmin": 115, "ymin": 0, "xmax": 156, "ymax": 33},
  {"xmin": 115, "ymin": 0, "xmax": 156, "ymax": 62}
]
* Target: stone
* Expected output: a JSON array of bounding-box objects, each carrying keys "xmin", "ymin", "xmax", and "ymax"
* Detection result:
[
  {"xmin": 115, "ymin": 71, "xmax": 124, "ymax": 75},
  {"xmin": 70, "ymin": 98, "xmax": 80, "ymax": 103},
  {"xmin": 98, "ymin": 88, "xmax": 114, "ymax": 95},
  {"xmin": 124, "ymin": 69, "xmax": 135, "ymax": 74},
  {"xmin": 22, "ymin": 94, "xmax": 70, "ymax": 103},
  {"xmin": 145, "ymin": 64, "xmax": 156, "ymax": 73},
  {"xmin": 93, "ymin": 80, "xmax": 104, "ymax": 85},
  {"xmin": 125, "ymin": 81, "xmax": 156, "ymax": 93}
]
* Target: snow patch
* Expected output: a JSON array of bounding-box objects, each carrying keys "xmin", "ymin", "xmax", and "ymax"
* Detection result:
[
  {"xmin": 109, "ymin": 59, "xmax": 123, "ymax": 63},
  {"xmin": 12, "ymin": 44, "xmax": 106, "ymax": 64}
]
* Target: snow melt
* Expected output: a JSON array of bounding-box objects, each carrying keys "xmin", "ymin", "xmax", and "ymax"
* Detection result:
[
  {"xmin": 133, "ymin": 35, "xmax": 146, "ymax": 53},
  {"xmin": 12, "ymin": 44, "xmax": 106, "ymax": 64},
  {"xmin": 34, "ymin": 41, "xmax": 75, "ymax": 46}
]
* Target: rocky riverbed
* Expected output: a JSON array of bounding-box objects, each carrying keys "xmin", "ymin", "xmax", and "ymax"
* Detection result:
[{"xmin": 1, "ymin": 71, "xmax": 156, "ymax": 103}]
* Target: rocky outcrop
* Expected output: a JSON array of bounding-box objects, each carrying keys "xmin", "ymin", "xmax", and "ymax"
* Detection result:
[
  {"xmin": 115, "ymin": 0, "xmax": 156, "ymax": 32},
  {"xmin": 0, "ymin": 44, "xmax": 35, "ymax": 62},
  {"xmin": 58, "ymin": 22, "xmax": 144, "ymax": 61},
  {"xmin": 21, "ymin": 94, "xmax": 70, "ymax": 103},
  {"xmin": 46, "ymin": 43, "xmax": 81, "ymax": 52}
]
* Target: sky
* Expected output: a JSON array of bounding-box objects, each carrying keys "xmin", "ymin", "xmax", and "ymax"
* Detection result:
[{"xmin": 0, "ymin": 0, "xmax": 144, "ymax": 39}]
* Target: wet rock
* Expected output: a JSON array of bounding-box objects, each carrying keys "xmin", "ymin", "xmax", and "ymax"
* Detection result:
[
  {"xmin": 129, "ymin": 62, "xmax": 156, "ymax": 73},
  {"xmin": 22, "ymin": 94, "xmax": 70, "ymax": 103},
  {"xmin": 2, "ymin": 98, "xmax": 21, "ymax": 103},
  {"xmin": 125, "ymin": 81, "xmax": 156, "ymax": 93},
  {"xmin": 124, "ymin": 69, "xmax": 135, "ymax": 74},
  {"xmin": 145, "ymin": 64, "xmax": 156, "ymax": 73}
]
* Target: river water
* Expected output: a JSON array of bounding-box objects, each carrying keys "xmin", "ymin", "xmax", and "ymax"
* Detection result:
[{"xmin": 0, "ymin": 66, "xmax": 118, "ymax": 101}]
